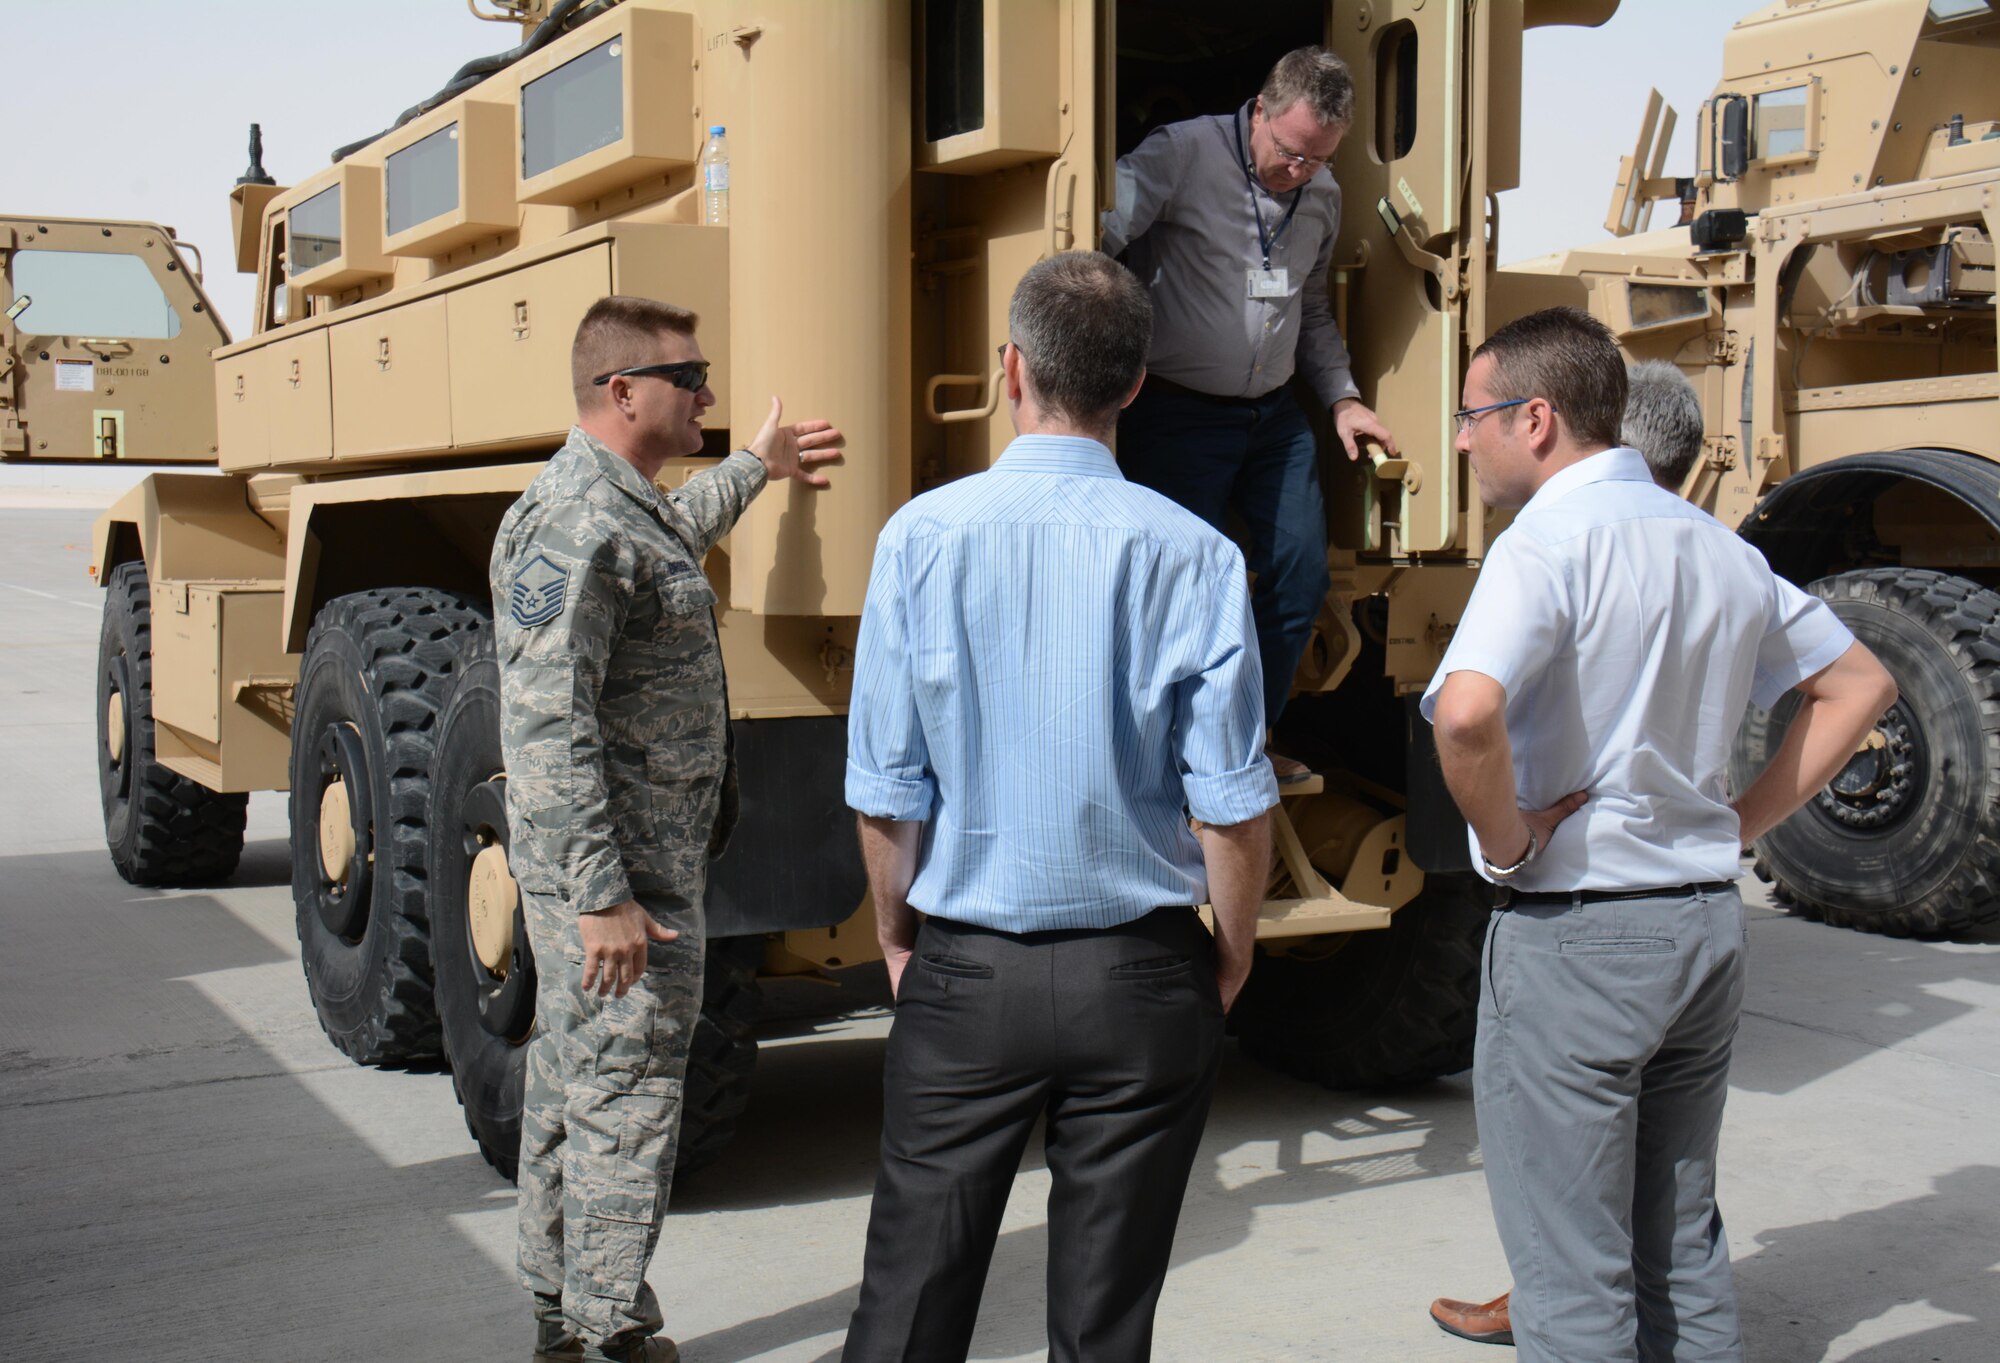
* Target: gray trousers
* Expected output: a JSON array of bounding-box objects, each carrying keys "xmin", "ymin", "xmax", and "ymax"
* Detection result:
[{"xmin": 1476, "ymin": 885, "xmax": 1747, "ymax": 1363}]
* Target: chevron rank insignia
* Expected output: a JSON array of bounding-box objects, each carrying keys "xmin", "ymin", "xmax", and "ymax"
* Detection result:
[{"xmin": 510, "ymin": 553, "xmax": 571, "ymax": 628}]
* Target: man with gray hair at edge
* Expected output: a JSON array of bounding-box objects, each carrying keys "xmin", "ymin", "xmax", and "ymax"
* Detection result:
[
  {"xmin": 1423, "ymin": 307, "xmax": 1895, "ymax": 1363},
  {"xmin": 841, "ymin": 252, "xmax": 1277, "ymax": 1363}
]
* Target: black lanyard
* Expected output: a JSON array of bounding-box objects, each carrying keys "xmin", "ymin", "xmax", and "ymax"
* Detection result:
[{"xmin": 1234, "ymin": 107, "xmax": 1302, "ymax": 270}]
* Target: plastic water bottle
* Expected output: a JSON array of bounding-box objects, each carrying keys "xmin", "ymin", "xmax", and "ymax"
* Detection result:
[{"xmin": 701, "ymin": 126, "xmax": 729, "ymax": 226}]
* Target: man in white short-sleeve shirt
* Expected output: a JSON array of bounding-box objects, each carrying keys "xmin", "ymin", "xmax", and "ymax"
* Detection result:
[{"xmin": 1421, "ymin": 307, "xmax": 1896, "ymax": 1363}]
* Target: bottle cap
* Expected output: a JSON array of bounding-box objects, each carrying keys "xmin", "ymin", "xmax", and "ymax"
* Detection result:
[{"xmin": 709, "ymin": 125, "xmax": 726, "ymax": 135}]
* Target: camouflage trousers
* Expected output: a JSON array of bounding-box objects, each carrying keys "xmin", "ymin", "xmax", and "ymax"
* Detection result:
[{"xmin": 516, "ymin": 890, "xmax": 705, "ymax": 1346}]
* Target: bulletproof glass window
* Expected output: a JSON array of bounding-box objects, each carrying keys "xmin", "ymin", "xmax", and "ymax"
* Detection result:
[
  {"xmin": 522, "ymin": 37, "xmax": 624, "ymax": 179},
  {"xmin": 9, "ymin": 249, "xmax": 180, "ymax": 339},
  {"xmin": 1754, "ymin": 86, "xmax": 1809, "ymax": 160},
  {"xmin": 1374, "ymin": 22, "xmax": 1419, "ymax": 162},
  {"xmin": 1927, "ymin": 0, "xmax": 1991, "ymax": 21},
  {"xmin": 289, "ymin": 185, "xmax": 343, "ymax": 278},
  {"xmin": 1627, "ymin": 283, "xmax": 1711, "ymax": 331},
  {"xmin": 387, "ymin": 123, "xmax": 461, "ymax": 235},
  {"xmin": 924, "ymin": 0, "xmax": 985, "ymax": 142}
]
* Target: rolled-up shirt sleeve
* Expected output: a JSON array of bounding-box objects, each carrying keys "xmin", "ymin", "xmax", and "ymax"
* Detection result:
[
  {"xmin": 1751, "ymin": 576, "xmax": 1856, "ymax": 709},
  {"xmin": 1420, "ymin": 530, "xmax": 1571, "ymax": 722},
  {"xmin": 846, "ymin": 531, "xmax": 936, "ymax": 820},
  {"xmin": 1176, "ymin": 544, "xmax": 1280, "ymax": 824}
]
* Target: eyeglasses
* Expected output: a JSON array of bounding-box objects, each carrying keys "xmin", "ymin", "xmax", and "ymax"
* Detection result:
[
  {"xmin": 591, "ymin": 360, "xmax": 711, "ymax": 392},
  {"xmin": 1269, "ymin": 130, "xmax": 1333, "ymax": 172},
  {"xmin": 1453, "ymin": 397, "xmax": 1531, "ymax": 433}
]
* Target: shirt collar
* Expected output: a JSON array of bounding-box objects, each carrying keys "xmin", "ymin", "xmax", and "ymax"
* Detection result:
[
  {"xmin": 994, "ymin": 434, "xmax": 1124, "ymax": 478},
  {"xmin": 566, "ymin": 425, "xmax": 664, "ymax": 510},
  {"xmin": 1525, "ymin": 446, "xmax": 1654, "ymax": 509}
]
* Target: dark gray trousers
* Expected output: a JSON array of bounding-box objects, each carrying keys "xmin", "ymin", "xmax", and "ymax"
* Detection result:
[
  {"xmin": 842, "ymin": 907, "xmax": 1226, "ymax": 1363},
  {"xmin": 1477, "ymin": 885, "xmax": 1748, "ymax": 1363}
]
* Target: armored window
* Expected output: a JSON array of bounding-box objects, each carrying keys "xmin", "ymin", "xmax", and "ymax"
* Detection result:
[
  {"xmin": 9, "ymin": 249, "xmax": 180, "ymax": 339},
  {"xmin": 1374, "ymin": 22, "xmax": 1419, "ymax": 163},
  {"xmin": 289, "ymin": 185, "xmax": 343, "ymax": 278},
  {"xmin": 1927, "ymin": 0, "xmax": 1990, "ymax": 21},
  {"xmin": 924, "ymin": 0, "xmax": 984, "ymax": 142},
  {"xmin": 1753, "ymin": 86, "xmax": 1809, "ymax": 161},
  {"xmin": 387, "ymin": 123, "xmax": 461, "ymax": 236},
  {"xmin": 522, "ymin": 37, "xmax": 624, "ymax": 179}
]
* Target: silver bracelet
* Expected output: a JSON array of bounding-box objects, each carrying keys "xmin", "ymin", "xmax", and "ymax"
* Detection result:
[{"xmin": 1482, "ymin": 829, "xmax": 1539, "ymax": 880}]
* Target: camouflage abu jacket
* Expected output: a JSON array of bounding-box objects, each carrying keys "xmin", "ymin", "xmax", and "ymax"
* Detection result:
[{"xmin": 491, "ymin": 425, "xmax": 766, "ymax": 922}]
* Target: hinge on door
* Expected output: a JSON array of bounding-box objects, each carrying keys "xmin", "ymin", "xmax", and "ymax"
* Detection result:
[
  {"xmin": 1705, "ymin": 331, "xmax": 1740, "ymax": 364},
  {"xmin": 377, "ymin": 336, "xmax": 392, "ymax": 371},
  {"xmin": 512, "ymin": 300, "xmax": 530, "ymax": 340}
]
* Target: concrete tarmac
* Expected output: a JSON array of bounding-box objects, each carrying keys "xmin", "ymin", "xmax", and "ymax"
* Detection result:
[{"xmin": 3, "ymin": 505, "xmax": 1996, "ymax": 1362}]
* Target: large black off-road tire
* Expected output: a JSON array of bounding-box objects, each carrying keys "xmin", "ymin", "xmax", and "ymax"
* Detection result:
[
  {"xmin": 680, "ymin": 936, "xmax": 764, "ymax": 1176},
  {"xmin": 290, "ymin": 588, "xmax": 487, "ymax": 1064},
  {"xmin": 1231, "ymin": 873, "xmax": 1489, "ymax": 1090},
  {"xmin": 1733, "ymin": 568, "xmax": 2000, "ymax": 937},
  {"xmin": 96, "ymin": 561, "xmax": 248, "ymax": 884},
  {"xmin": 425, "ymin": 632, "xmax": 534, "ymax": 1175},
  {"xmin": 423, "ymin": 636, "xmax": 764, "ymax": 1179}
]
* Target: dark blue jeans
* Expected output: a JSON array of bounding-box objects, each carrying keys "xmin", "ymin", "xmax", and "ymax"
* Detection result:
[{"xmin": 1117, "ymin": 380, "xmax": 1330, "ymax": 727}]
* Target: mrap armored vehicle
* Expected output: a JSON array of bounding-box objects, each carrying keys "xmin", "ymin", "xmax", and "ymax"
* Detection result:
[
  {"xmin": 8, "ymin": 0, "xmax": 1979, "ymax": 1176},
  {"xmin": 1498, "ymin": 0, "xmax": 1998, "ymax": 936}
]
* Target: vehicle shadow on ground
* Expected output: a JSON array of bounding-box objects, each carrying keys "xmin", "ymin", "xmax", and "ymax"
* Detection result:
[
  {"xmin": 1735, "ymin": 1164, "xmax": 2000, "ymax": 1362},
  {"xmin": 674, "ymin": 1047, "xmax": 1482, "ymax": 1362},
  {"xmin": 0, "ymin": 845, "xmax": 523, "ymax": 1363}
]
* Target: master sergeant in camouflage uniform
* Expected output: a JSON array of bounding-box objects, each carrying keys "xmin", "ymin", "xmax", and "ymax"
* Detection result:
[{"xmin": 491, "ymin": 295, "xmax": 840, "ymax": 1363}]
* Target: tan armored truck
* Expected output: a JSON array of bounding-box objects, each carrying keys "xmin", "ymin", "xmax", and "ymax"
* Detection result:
[
  {"xmin": 1498, "ymin": 0, "xmax": 1999, "ymax": 937},
  {"xmin": 68, "ymin": 0, "xmax": 1656, "ymax": 1177},
  {"xmin": 1, "ymin": 216, "xmax": 227, "ymax": 464}
]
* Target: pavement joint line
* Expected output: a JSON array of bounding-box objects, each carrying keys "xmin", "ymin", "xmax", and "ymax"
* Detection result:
[
  {"xmin": 1739, "ymin": 1005, "xmax": 2000, "ymax": 1079},
  {"xmin": 0, "ymin": 580, "xmax": 99, "ymax": 611},
  {"xmin": 7, "ymin": 1060, "xmax": 362, "ymax": 1110}
]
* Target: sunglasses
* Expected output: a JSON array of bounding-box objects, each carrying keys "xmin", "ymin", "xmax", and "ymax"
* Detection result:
[{"xmin": 591, "ymin": 360, "xmax": 711, "ymax": 392}]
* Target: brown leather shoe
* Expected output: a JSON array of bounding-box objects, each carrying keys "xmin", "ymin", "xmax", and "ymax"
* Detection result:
[{"xmin": 1429, "ymin": 1291, "xmax": 1513, "ymax": 1345}]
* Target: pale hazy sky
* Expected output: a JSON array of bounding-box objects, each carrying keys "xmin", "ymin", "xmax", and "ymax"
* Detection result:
[{"xmin": 10, "ymin": 0, "xmax": 1753, "ymax": 341}]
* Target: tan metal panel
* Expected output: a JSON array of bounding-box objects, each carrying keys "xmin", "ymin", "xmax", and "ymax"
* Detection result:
[
  {"xmin": 710, "ymin": 0, "xmax": 914, "ymax": 616},
  {"xmin": 262, "ymin": 328, "xmax": 333, "ymax": 462},
  {"xmin": 216, "ymin": 345, "xmax": 271, "ymax": 471},
  {"xmin": 152, "ymin": 582, "xmax": 223, "ymax": 741},
  {"xmin": 446, "ymin": 245, "xmax": 611, "ymax": 449},
  {"xmin": 330, "ymin": 296, "xmax": 452, "ymax": 459},
  {"xmin": 149, "ymin": 583, "xmax": 295, "ymax": 792},
  {"xmin": 608, "ymin": 224, "xmax": 731, "ymax": 417},
  {"xmin": 1330, "ymin": 0, "xmax": 1470, "ymax": 555}
]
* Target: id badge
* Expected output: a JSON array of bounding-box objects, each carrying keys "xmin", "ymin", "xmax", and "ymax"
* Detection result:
[{"xmin": 1247, "ymin": 267, "xmax": 1290, "ymax": 299}]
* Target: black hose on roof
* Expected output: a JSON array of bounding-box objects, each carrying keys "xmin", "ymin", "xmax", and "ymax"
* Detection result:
[{"xmin": 329, "ymin": 0, "xmax": 619, "ymax": 163}]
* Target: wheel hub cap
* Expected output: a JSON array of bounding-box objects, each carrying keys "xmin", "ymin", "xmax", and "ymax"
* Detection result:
[
  {"xmin": 105, "ymin": 690, "xmax": 126, "ymax": 764},
  {"xmin": 320, "ymin": 778, "xmax": 355, "ymax": 885},
  {"xmin": 1817, "ymin": 704, "xmax": 1919, "ymax": 831},
  {"xmin": 468, "ymin": 843, "xmax": 519, "ymax": 976}
]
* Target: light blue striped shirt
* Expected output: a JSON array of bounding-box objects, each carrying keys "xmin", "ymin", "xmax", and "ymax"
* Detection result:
[{"xmin": 846, "ymin": 434, "xmax": 1278, "ymax": 932}]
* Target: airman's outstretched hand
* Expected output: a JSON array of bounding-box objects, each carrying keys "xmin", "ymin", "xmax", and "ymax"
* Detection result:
[{"xmin": 750, "ymin": 395, "xmax": 843, "ymax": 487}]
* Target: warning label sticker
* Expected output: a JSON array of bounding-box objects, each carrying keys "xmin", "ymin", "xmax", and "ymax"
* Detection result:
[{"xmin": 54, "ymin": 361, "xmax": 95, "ymax": 393}]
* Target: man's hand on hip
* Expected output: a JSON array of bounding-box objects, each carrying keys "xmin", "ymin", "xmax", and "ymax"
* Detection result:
[
  {"xmin": 1332, "ymin": 396, "xmax": 1398, "ymax": 461},
  {"xmin": 750, "ymin": 395, "xmax": 844, "ymax": 487},
  {"xmin": 579, "ymin": 899, "xmax": 679, "ymax": 998}
]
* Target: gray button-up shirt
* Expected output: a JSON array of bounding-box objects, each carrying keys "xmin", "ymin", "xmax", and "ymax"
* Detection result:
[{"xmin": 1101, "ymin": 101, "xmax": 1360, "ymax": 409}]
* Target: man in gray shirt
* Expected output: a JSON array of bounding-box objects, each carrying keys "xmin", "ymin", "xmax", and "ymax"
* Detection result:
[{"xmin": 1103, "ymin": 46, "xmax": 1396, "ymax": 779}]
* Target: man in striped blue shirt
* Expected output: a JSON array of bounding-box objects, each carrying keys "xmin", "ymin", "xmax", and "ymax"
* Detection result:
[{"xmin": 840, "ymin": 252, "xmax": 1278, "ymax": 1363}]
